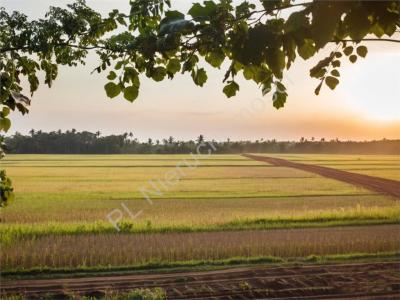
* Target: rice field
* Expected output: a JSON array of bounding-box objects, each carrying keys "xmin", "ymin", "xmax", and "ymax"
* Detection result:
[
  {"xmin": 1, "ymin": 154, "xmax": 399, "ymax": 274},
  {"xmin": 2, "ymin": 225, "xmax": 399, "ymax": 271},
  {"xmin": 264, "ymin": 154, "xmax": 400, "ymax": 180}
]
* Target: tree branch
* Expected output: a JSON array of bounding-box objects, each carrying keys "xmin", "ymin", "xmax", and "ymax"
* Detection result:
[
  {"xmin": 2, "ymin": 37, "xmax": 399, "ymax": 56},
  {"xmin": 0, "ymin": 43, "xmax": 122, "ymax": 54},
  {"xmin": 335, "ymin": 38, "xmax": 400, "ymax": 44},
  {"xmin": 237, "ymin": 2, "xmax": 313, "ymax": 22}
]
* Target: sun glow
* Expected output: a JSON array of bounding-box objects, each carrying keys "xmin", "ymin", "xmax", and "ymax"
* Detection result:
[{"xmin": 340, "ymin": 53, "xmax": 400, "ymax": 122}]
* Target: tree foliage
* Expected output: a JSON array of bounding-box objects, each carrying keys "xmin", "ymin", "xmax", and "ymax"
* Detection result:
[
  {"xmin": 0, "ymin": 0, "xmax": 399, "ymax": 206},
  {"xmin": 5, "ymin": 130, "xmax": 400, "ymax": 155}
]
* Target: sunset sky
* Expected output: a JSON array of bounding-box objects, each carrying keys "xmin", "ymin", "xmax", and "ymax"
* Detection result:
[{"xmin": 4, "ymin": 0, "xmax": 400, "ymax": 141}]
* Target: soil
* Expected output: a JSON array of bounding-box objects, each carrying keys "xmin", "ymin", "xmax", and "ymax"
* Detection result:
[{"xmin": 1, "ymin": 262, "xmax": 399, "ymax": 299}]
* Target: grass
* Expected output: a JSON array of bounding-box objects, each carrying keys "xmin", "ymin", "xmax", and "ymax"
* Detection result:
[
  {"xmin": 1, "ymin": 287, "xmax": 167, "ymax": 300},
  {"xmin": 2, "ymin": 194, "xmax": 394, "ymax": 224},
  {"xmin": 5, "ymin": 165, "xmax": 313, "ymax": 179},
  {"xmin": 2, "ymin": 251, "xmax": 399, "ymax": 279},
  {"xmin": 2, "ymin": 154, "xmax": 264, "ymax": 167},
  {"xmin": 2, "ymin": 225, "xmax": 399, "ymax": 271},
  {"xmin": 1, "ymin": 155, "xmax": 373, "ymax": 198},
  {"xmin": 4, "ymin": 154, "xmax": 251, "ymax": 161},
  {"xmin": 2, "ymin": 205, "xmax": 399, "ymax": 243},
  {"xmin": 6, "ymin": 175, "xmax": 367, "ymax": 197}
]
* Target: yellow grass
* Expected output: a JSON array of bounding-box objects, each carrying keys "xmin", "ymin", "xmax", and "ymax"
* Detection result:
[{"xmin": 2, "ymin": 225, "xmax": 399, "ymax": 271}]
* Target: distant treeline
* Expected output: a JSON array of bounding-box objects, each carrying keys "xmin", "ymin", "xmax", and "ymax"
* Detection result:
[{"xmin": 3, "ymin": 130, "xmax": 400, "ymax": 155}]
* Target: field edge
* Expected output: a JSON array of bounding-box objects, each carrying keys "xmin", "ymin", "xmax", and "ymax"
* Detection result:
[{"xmin": 2, "ymin": 251, "xmax": 399, "ymax": 280}]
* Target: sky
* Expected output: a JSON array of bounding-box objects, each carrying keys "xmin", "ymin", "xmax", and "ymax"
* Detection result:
[{"xmin": 3, "ymin": 0, "xmax": 400, "ymax": 141}]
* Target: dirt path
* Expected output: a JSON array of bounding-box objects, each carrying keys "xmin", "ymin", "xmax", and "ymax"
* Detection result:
[
  {"xmin": 1, "ymin": 262, "xmax": 399, "ymax": 299},
  {"xmin": 243, "ymin": 154, "xmax": 400, "ymax": 199}
]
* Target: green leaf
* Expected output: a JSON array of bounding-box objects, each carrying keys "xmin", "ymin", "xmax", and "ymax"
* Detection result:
[
  {"xmin": 349, "ymin": 54, "xmax": 357, "ymax": 63},
  {"xmin": 192, "ymin": 68, "xmax": 208, "ymax": 87},
  {"xmin": 236, "ymin": 2, "xmax": 256, "ymax": 18},
  {"xmin": 124, "ymin": 67, "xmax": 140, "ymax": 87},
  {"xmin": 380, "ymin": 18, "xmax": 397, "ymax": 36},
  {"xmin": 205, "ymin": 50, "xmax": 225, "ymax": 68},
  {"xmin": 254, "ymin": 67, "xmax": 272, "ymax": 84},
  {"xmin": 356, "ymin": 46, "xmax": 368, "ymax": 58},
  {"xmin": 331, "ymin": 69, "xmax": 340, "ymax": 77},
  {"xmin": 182, "ymin": 54, "xmax": 199, "ymax": 73},
  {"xmin": 343, "ymin": 46, "xmax": 353, "ymax": 56},
  {"xmin": 104, "ymin": 82, "xmax": 121, "ymax": 98},
  {"xmin": 188, "ymin": 1, "xmax": 217, "ymax": 20},
  {"xmin": 107, "ymin": 71, "xmax": 117, "ymax": 80},
  {"xmin": 262, "ymin": 83, "xmax": 272, "ymax": 96},
  {"xmin": 325, "ymin": 76, "xmax": 339, "ymax": 90},
  {"xmin": 265, "ymin": 48, "xmax": 285, "ymax": 78},
  {"xmin": 151, "ymin": 67, "xmax": 167, "ymax": 82},
  {"xmin": 243, "ymin": 66, "xmax": 254, "ymax": 80},
  {"xmin": 310, "ymin": 67, "xmax": 327, "ymax": 79},
  {"xmin": 0, "ymin": 117, "xmax": 11, "ymax": 132},
  {"xmin": 344, "ymin": 7, "xmax": 371, "ymax": 40},
  {"xmin": 116, "ymin": 16, "xmax": 127, "ymax": 26},
  {"xmin": 335, "ymin": 52, "xmax": 342, "ymax": 58},
  {"xmin": 237, "ymin": 25, "xmax": 270, "ymax": 65},
  {"xmin": 283, "ymin": 35, "xmax": 296, "ymax": 68},
  {"xmin": 223, "ymin": 81, "xmax": 240, "ymax": 98},
  {"xmin": 163, "ymin": 10, "xmax": 185, "ymax": 22},
  {"xmin": 123, "ymin": 86, "xmax": 139, "ymax": 102},
  {"xmin": 314, "ymin": 80, "xmax": 323, "ymax": 95},
  {"xmin": 370, "ymin": 22, "xmax": 385, "ymax": 38},
  {"xmin": 284, "ymin": 11, "xmax": 308, "ymax": 33},
  {"xmin": 273, "ymin": 90, "xmax": 287, "ymax": 109},
  {"xmin": 298, "ymin": 39, "xmax": 316, "ymax": 60},
  {"xmin": 275, "ymin": 81, "xmax": 286, "ymax": 93},
  {"xmin": 332, "ymin": 60, "xmax": 341, "ymax": 68},
  {"xmin": 167, "ymin": 59, "xmax": 181, "ymax": 74},
  {"xmin": 115, "ymin": 61, "xmax": 125, "ymax": 70},
  {"xmin": 2, "ymin": 107, "xmax": 10, "ymax": 117},
  {"xmin": 311, "ymin": 2, "xmax": 344, "ymax": 48}
]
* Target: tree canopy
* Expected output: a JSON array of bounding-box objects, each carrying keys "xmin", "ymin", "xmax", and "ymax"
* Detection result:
[
  {"xmin": 0, "ymin": 0, "xmax": 399, "ymax": 206},
  {"xmin": 5, "ymin": 130, "xmax": 400, "ymax": 155}
]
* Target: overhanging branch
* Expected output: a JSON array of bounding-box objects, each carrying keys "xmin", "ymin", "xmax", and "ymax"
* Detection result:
[
  {"xmin": 336, "ymin": 38, "xmax": 400, "ymax": 44},
  {"xmin": 1, "ymin": 38, "xmax": 400, "ymax": 55}
]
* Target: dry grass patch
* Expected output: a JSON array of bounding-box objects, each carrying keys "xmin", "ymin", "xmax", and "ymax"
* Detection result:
[
  {"xmin": 2, "ymin": 195, "xmax": 396, "ymax": 224},
  {"xmin": 2, "ymin": 225, "xmax": 399, "ymax": 271}
]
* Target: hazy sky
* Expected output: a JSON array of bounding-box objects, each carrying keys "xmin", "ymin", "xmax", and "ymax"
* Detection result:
[{"xmin": 4, "ymin": 0, "xmax": 400, "ymax": 141}]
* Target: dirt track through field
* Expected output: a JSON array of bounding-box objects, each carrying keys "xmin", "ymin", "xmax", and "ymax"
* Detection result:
[
  {"xmin": 1, "ymin": 262, "xmax": 400, "ymax": 299},
  {"xmin": 243, "ymin": 154, "xmax": 400, "ymax": 199}
]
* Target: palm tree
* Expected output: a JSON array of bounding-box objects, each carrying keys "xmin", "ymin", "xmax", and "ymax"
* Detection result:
[{"xmin": 196, "ymin": 134, "xmax": 204, "ymax": 144}]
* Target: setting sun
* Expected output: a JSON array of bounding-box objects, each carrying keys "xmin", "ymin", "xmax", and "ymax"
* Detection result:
[{"xmin": 340, "ymin": 52, "xmax": 400, "ymax": 122}]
